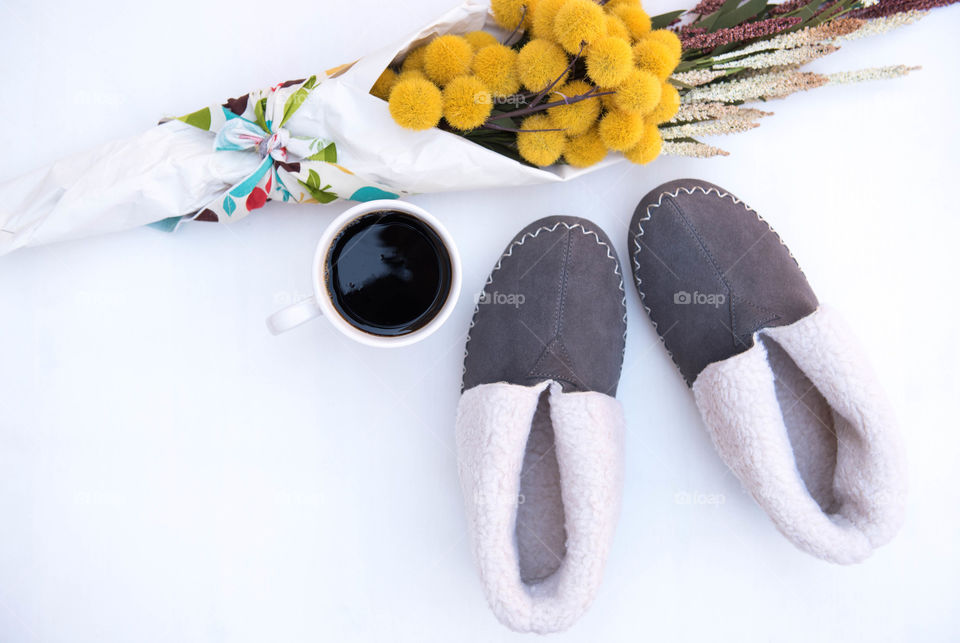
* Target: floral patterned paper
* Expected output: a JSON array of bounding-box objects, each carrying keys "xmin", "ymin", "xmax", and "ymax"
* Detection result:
[{"xmin": 176, "ymin": 75, "xmax": 399, "ymax": 223}]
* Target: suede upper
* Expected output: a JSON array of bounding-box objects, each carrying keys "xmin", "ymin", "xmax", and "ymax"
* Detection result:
[
  {"xmin": 629, "ymin": 179, "xmax": 819, "ymax": 386},
  {"xmin": 462, "ymin": 216, "xmax": 627, "ymax": 395}
]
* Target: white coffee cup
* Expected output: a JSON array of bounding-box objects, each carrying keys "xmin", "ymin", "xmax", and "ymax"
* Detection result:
[{"xmin": 266, "ymin": 200, "xmax": 461, "ymax": 347}]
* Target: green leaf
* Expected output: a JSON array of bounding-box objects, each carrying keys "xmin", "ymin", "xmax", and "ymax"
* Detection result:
[
  {"xmin": 306, "ymin": 142, "xmax": 337, "ymax": 162},
  {"xmin": 298, "ymin": 175, "xmax": 338, "ymax": 203},
  {"xmin": 697, "ymin": 0, "xmax": 743, "ymax": 31},
  {"xmin": 314, "ymin": 187, "xmax": 338, "ymax": 204},
  {"xmin": 254, "ymin": 97, "xmax": 268, "ymax": 131},
  {"xmin": 651, "ymin": 9, "xmax": 686, "ymax": 30},
  {"xmin": 489, "ymin": 116, "xmax": 520, "ymax": 130},
  {"xmin": 279, "ymin": 75, "xmax": 319, "ymax": 127},
  {"xmin": 805, "ymin": 0, "xmax": 856, "ymax": 28},
  {"xmin": 783, "ymin": 0, "xmax": 823, "ymax": 21},
  {"xmin": 712, "ymin": 0, "xmax": 769, "ymax": 31},
  {"xmin": 281, "ymin": 90, "xmax": 305, "ymax": 126},
  {"xmin": 177, "ymin": 107, "xmax": 211, "ymax": 131}
]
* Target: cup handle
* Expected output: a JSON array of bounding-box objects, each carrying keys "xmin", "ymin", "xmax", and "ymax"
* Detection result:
[{"xmin": 266, "ymin": 297, "xmax": 323, "ymax": 335}]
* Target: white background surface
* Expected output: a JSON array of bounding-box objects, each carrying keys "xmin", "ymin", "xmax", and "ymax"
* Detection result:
[{"xmin": 1, "ymin": 1, "xmax": 959, "ymax": 641}]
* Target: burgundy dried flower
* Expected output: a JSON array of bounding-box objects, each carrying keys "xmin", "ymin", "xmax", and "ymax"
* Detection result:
[
  {"xmin": 691, "ymin": 0, "xmax": 729, "ymax": 15},
  {"xmin": 679, "ymin": 26, "xmax": 708, "ymax": 38},
  {"xmin": 850, "ymin": 0, "xmax": 960, "ymax": 19},
  {"xmin": 681, "ymin": 15, "xmax": 804, "ymax": 50},
  {"xmin": 769, "ymin": 0, "xmax": 815, "ymax": 15}
]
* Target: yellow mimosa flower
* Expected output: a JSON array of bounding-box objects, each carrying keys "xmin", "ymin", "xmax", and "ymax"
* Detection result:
[
  {"xmin": 586, "ymin": 36, "xmax": 634, "ymax": 87},
  {"xmin": 472, "ymin": 44, "xmax": 521, "ymax": 97},
  {"xmin": 612, "ymin": 5, "xmax": 652, "ymax": 40},
  {"xmin": 370, "ymin": 68, "xmax": 398, "ymax": 100},
  {"xmin": 563, "ymin": 125, "xmax": 608, "ymax": 167},
  {"xmin": 598, "ymin": 109, "xmax": 644, "ymax": 150},
  {"xmin": 443, "ymin": 75, "xmax": 493, "ymax": 130},
  {"xmin": 647, "ymin": 83, "xmax": 680, "ymax": 124},
  {"xmin": 623, "ymin": 122, "xmax": 663, "ymax": 164},
  {"xmin": 553, "ymin": 0, "xmax": 606, "ymax": 54},
  {"xmin": 547, "ymin": 79, "xmax": 601, "ymax": 135},
  {"xmin": 633, "ymin": 39, "xmax": 678, "ymax": 80},
  {"xmin": 517, "ymin": 114, "xmax": 567, "ymax": 166},
  {"xmin": 388, "ymin": 77, "xmax": 443, "ymax": 130},
  {"xmin": 614, "ymin": 68, "xmax": 662, "ymax": 114},
  {"xmin": 517, "ymin": 39, "xmax": 569, "ymax": 91},
  {"xmin": 464, "ymin": 31, "xmax": 499, "ymax": 52},
  {"xmin": 424, "ymin": 35, "xmax": 474, "ymax": 86}
]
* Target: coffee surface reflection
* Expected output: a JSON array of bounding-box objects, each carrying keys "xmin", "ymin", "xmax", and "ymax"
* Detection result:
[{"xmin": 326, "ymin": 210, "xmax": 453, "ymax": 336}]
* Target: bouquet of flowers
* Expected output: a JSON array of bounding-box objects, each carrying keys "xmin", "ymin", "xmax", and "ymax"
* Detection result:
[
  {"xmin": 374, "ymin": 0, "xmax": 954, "ymax": 162},
  {"xmin": 0, "ymin": 0, "xmax": 954, "ymax": 255},
  {"xmin": 375, "ymin": 0, "xmax": 685, "ymax": 168}
]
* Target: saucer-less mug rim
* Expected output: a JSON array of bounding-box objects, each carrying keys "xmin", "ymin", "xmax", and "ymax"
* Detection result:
[{"xmin": 308, "ymin": 199, "xmax": 462, "ymax": 347}]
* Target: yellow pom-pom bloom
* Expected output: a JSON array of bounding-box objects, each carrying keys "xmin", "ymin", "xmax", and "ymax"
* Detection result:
[
  {"xmin": 424, "ymin": 35, "xmax": 474, "ymax": 86},
  {"xmin": 605, "ymin": 0, "xmax": 639, "ymax": 9},
  {"xmin": 601, "ymin": 91, "xmax": 617, "ymax": 111},
  {"xmin": 398, "ymin": 69, "xmax": 426, "ymax": 82},
  {"xmin": 491, "ymin": 0, "xmax": 532, "ymax": 30},
  {"xmin": 647, "ymin": 82, "xmax": 680, "ymax": 124},
  {"xmin": 401, "ymin": 47, "xmax": 427, "ymax": 74},
  {"xmin": 646, "ymin": 29, "xmax": 683, "ymax": 61},
  {"xmin": 598, "ymin": 109, "xmax": 644, "ymax": 151},
  {"xmin": 442, "ymin": 75, "xmax": 493, "ymax": 130},
  {"xmin": 531, "ymin": 0, "xmax": 567, "ymax": 40},
  {"xmin": 633, "ymin": 39, "xmax": 677, "ymax": 80},
  {"xmin": 472, "ymin": 44, "xmax": 521, "ymax": 97},
  {"xmin": 525, "ymin": 0, "xmax": 541, "ymax": 27},
  {"xmin": 517, "ymin": 39, "xmax": 569, "ymax": 91},
  {"xmin": 546, "ymin": 79, "xmax": 601, "ymax": 136},
  {"xmin": 388, "ymin": 77, "xmax": 443, "ymax": 131},
  {"xmin": 553, "ymin": 0, "xmax": 606, "ymax": 53},
  {"xmin": 623, "ymin": 122, "xmax": 663, "ymax": 164},
  {"xmin": 517, "ymin": 114, "xmax": 566, "ymax": 166},
  {"xmin": 614, "ymin": 68, "xmax": 661, "ymax": 114},
  {"xmin": 605, "ymin": 14, "xmax": 631, "ymax": 41},
  {"xmin": 563, "ymin": 125, "xmax": 607, "ymax": 167},
  {"xmin": 585, "ymin": 36, "xmax": 633, "ymax": 87},
  {"xmin": 370, "ymin": 68, "xmax": 398, "ymax": 100},
  {"xmin": 464, "ymin": 30, "xmax": 499, "ymax": 51},
  {"xmin": 612, "ymin": 5, "xmax": 652, "ymax": 40}
]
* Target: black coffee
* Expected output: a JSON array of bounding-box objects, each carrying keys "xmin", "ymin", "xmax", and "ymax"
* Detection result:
[{"xmin": 325, "ymin": 210, "xmax": 452, "ymax": 336}]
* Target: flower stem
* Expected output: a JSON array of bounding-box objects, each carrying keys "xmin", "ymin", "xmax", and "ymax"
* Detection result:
[
  {"xmin": 528, "ymin": 43, "xmax": 585, "ymax": 109},
  {"xmin": 485, "ymin": 89, "xmax": 613, "ymax": 124},
  {"xmin": 482, "ymin": 122, "xmax": 565, "ymax": 133},
  {"xmin": 503, "ymin": 6, "xmax": 527, "ymax": 47}
]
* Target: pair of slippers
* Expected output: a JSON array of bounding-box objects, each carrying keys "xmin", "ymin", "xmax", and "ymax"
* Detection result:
[{"xmin": 455, "ymin": 179, "xmax": 906, "ymax": 633}]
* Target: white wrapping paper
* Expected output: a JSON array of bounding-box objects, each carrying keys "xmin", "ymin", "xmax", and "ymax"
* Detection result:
[{"xmin": 0, "ymin": 0, "xmax": 623, "ymax": 256}]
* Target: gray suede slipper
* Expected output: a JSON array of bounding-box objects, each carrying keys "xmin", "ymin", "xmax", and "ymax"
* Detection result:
[
  {"xmin": 456, "ymin": 216, "xmax": 626, "ymax": 633},
  {"xmin": 629, "ymin": 179, "xmax": 906, "ymax": 564}
]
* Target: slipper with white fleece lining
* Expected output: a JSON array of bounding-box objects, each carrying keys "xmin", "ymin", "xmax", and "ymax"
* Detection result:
[
  {"xmin": 628, "ymin": 179, "xmax": 906, "ymax": 564},
  {"xmin": 457, "ymin": 216, "xmax": 627, "ymax": 633}
]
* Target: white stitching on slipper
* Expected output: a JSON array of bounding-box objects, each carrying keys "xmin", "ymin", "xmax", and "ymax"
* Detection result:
[
  {"xmin": 463, "ymin": 220, "xmax": 628, "ymax": 384},
  {"xmin": 629, "ymin": 183, "xmax": 805, "ymax": 377}
]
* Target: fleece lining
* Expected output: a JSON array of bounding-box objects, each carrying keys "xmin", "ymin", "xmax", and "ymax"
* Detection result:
[
  {"xmin": 455, "ymin": 380, "xmax": 624, "ymax": 633},
  {"xmin": 692, "ymin": 305, "xmax": 906, "ymax": 564}
]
